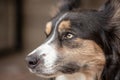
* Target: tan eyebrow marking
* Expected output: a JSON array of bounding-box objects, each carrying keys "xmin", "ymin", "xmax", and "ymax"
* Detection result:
[
  {"xmin": 58, "ymin": 20, "xmax": 71, "ymax": 32},
  {"xmin": 45, "ymin": 22, "xmax": 52, "ymax": 35}
]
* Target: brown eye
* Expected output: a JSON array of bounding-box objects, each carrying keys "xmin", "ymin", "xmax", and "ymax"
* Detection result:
[{"xmin": 63, "ymin": 33, "xmax": 74, "ymax": 40}]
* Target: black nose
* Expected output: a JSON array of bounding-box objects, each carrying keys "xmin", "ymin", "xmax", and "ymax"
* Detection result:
[{"xmin": 26, "ymin": 55, "xmax": 39, "ymax": 69}]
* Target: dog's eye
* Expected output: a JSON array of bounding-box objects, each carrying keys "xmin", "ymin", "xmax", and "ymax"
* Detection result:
[{"xmin": 62, "ymin": 32, "xmax": 74, "ymax": 40}]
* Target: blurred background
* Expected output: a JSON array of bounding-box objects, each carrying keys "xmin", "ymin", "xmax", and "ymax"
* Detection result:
[{"xmin": 0, "ymin": 0, "xmax": 105, "ymax": 80}]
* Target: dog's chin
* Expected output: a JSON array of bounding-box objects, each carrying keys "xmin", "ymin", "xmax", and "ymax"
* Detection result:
[
  {"xmin": 35, "ymin": 73, "xmax": 58, "ymax": 78},
  {"xmin": 29, "ymin": 68, "xmax": 58, "ymax": 78}
]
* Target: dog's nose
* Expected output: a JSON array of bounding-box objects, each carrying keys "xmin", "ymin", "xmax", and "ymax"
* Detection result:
[{"xmin": 26, "ymin": 55, "xmax": 39, "ymax": 69}]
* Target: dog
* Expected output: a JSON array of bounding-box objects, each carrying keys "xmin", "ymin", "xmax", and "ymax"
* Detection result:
[{"xmin": 26, "ymin": 0, "xmax": 120, "ymax": 80}]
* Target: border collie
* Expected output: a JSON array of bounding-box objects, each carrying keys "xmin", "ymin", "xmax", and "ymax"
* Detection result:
[{"xmin": 26, "ymin": 0, "xmax": 120, "ymax": 80}]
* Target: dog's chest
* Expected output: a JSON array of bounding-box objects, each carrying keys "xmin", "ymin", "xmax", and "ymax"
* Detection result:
[{"xmin": 55, "ymin": 74, "xmax": 86, "ymax": 80}]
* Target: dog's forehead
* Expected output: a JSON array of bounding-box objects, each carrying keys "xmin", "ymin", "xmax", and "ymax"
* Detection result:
[
  {"xmin": 45, "ymin": 11, "xmax": 99, "ymax": 36},
  {"xmin": 45, "ymin": 13, "xmax": 80, "ymax": 34},
  {"xmin": 45, "ymin": 13, "xmax": 70, "ymax": 35}
]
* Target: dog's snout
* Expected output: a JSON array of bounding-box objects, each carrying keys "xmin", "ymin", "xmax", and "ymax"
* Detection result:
[{"xmin": 26, "ymin": 55, "xmax": 40, "ymax": 69}]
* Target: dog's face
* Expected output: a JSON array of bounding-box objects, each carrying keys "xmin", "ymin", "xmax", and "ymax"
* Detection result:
[
  {"xmin": 26, "ymin": 0, "xmax": 120, "ymax": 79},
  {"xmin": 26, "ymin": 11, "xmax": 105, "ymax": 78}
]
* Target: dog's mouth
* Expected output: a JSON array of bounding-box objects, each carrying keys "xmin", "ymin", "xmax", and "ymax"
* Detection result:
[
  {"xmin": 36, "ymin": 72, "xmax": 58, "ymax": 78},
  {"xmin": 28, "ymin": 65, "xmax": 59, "ymax": 78},
  {"xmin": 29, "ymin": 69, "xmax": 57, "ymax": 78},
  {"xmin": 28, "ymin": 62, "xmax": 81, "ymax": 78},
  {"xmin": 35, "ymin": 71, "xmax": 57, "ymax": 78}
]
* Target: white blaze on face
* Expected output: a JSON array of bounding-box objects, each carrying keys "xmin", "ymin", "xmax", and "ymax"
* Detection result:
[
  {"xmin": 28, "ymin": 13, "xmax": 68, "ymax": 74},
  {"xmin": 40, "ymin": 44, "xmax": 57, "ymax": 67}
]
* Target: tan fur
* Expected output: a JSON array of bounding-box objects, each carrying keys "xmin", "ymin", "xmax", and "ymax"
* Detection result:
[
  {"xmin": 112, "ymin": 0, "xmax": 120, "ymax": 18},
  {"xmin": 110, "ymin": 0, "xmax": 120, "ymax": 26},
  {"xmin": 58, "ymin": 20, "xmax": 71, "ymax": 32},
  {"xmin": 114, "ymin": 6, "xmax": 120, "ymax": 19},
  {"xmin": 57, "ymin": 38, "xmax": 105, "ymax": 80},
  {"xmin": 45, "ymin": 22, "xmax": 52, "ymax": 35}
]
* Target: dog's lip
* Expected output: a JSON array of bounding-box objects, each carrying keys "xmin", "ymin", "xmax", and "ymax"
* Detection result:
[
  {"xmin": 38, "ymin": 73, "xmax": 55, "ymax": 76},
  {"xmin": 35, "ymin": 71, "xmax": 58, "ymax": 78},
  {"xmin": 29, "ymin": 67, "xmax": 57, "ymax": 76}
]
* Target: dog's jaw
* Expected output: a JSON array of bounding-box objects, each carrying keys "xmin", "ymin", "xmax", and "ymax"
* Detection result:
[{"xmin": 56, "ymin": 68, "xmax": 103, "ymax": 80}]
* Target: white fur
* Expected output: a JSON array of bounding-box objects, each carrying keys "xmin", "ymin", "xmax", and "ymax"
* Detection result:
[
  {"xmin": 56, "ymin": 75, "xmax": 68, "ymax": 80},
  {"xmin": 56, "ymin": 74, "xmax": 86, "ymax": 80},
  {"xmin": 28, "ymin": 13, "xmax": 68, "ymax": 74},
  {"xmin": 39, "ymin": 44, "xmax": 57, "ymax": 74}
]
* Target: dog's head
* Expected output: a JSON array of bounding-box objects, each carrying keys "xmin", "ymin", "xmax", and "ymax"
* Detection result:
[{"xmin": 26, "ymin": 0, "xmax": 120, "ymax": 79}]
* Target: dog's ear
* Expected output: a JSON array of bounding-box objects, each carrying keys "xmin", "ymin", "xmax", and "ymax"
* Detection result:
[
  {"xmin": 100, "ymin": 0, "xmax": 120, "ymax": 29},
  {"xmin": 99, "ymin": 1, "xmax": 120, "ymax": 80},
  {"xmin": 58, "ymin": 0, "xmax": 81, "ymax": 12},
  {"xmin": 51, "ymin": 0, "xmax": 81, "ymax": 17}
]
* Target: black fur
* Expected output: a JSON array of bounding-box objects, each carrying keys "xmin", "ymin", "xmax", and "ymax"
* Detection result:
[
  {"xmin": 59, "ymin": 0, "xmax": 81, "ymax": 12},
  {"xmin": 53, "ymin": 0, "xmax": 120, "ymax": 80},
  {"xmin": 99, "ymin": 0, "xmax": 120, "ymax": 80},
  {"xmin": 59, "ymin": 62, "xmax": 80, "ymax": 74}
]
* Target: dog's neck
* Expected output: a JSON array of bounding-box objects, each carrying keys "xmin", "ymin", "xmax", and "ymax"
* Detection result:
[
  {"xmin": 56, "ymin": 73, "xmax": 87, "ymax": 80},
  {"xmin": 55, "ymin": 68, "xmax": 102, "ymax": 80},
  {"xmin": 55, "ymin": 73, "xmax": 99, "ymax": 80}
]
